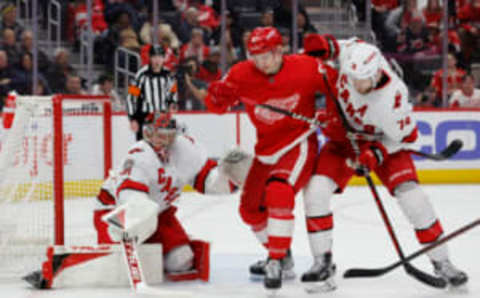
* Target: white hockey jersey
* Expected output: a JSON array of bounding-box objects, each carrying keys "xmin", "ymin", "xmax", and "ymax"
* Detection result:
[
  {"xmin": 96, "ymin": 135, "xmax": 220, "ymax": 213},
  {"xmin": 336, "ymin": 38, "xmax": 417, "ymax": 153}
]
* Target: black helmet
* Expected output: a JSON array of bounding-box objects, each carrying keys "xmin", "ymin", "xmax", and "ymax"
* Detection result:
[{"xmin": 149, "ymin": 44, "xmax": 166, "ymax": 57}]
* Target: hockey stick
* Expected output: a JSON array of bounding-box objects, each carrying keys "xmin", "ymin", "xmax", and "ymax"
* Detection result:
[
  {"xmin": 344, "ymin": 218, "xmax": 480, "ymax": 278},
  {"xmin": 240, "ymin": 97, "xmax": 463, "ymax": 161},
  {"xmin": 106, "ymin": 217, "xmax": 192, "ymax": 297},
  {"xmin": 320, "ymin": 74, "xmax": 447, "ymax": 288}
]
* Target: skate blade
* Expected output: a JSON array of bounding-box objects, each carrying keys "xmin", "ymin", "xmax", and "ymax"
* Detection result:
[
  {"xmin": 303, "ymin": 277, "xmax": 337, "ymax": 294},
  {"xmin": 264, "ymin": 287, "xmax": 280, "ymax": 297},
  {"xmin": 250, "ymin": 270, "xmax": 296, "ymax": 282},
  {"xmin": 447, "ymin": 283, "xmax": 469, "ymax": 293}
]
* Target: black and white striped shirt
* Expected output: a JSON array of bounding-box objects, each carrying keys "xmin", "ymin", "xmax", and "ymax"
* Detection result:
[{"xmin": 126, "ymin": 65, "xmax": 178, "ymax": 121}]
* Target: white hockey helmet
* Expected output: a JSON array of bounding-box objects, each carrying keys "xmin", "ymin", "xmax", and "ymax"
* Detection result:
[{"xmin": 344, "ymin": 42, "xmax": 381, "ymax": 81}]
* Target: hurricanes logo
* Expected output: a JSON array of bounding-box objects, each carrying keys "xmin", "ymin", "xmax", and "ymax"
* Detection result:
[{"xmin": 254, "ymin": 94, "xmax": 300, "ymax": 124}]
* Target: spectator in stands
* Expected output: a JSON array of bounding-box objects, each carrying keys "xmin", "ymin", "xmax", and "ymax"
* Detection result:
[
  {"xmin": 179, "ymin": 27, "xmax": 210, "ymax": 64},
  {"xmin": 416, "ymin": 85, "xmax": 437, "ymax": 107},
  {"xmin": 396, "ymin": 11, "xmax": 430, "ymax": 54},
  {"xmin": 181, "ymin": 57, "xmax": 208, "ymax": 110},
  {"xmin": 119, "ymin": 26, "xmax": 141, "ymax": 52},
  {"xmin": 211, "ymin": 10, "xmax": 242, "ymax": 51},
  {"xmin": 371, "ymin": 0, "xmax": 400, "ymax": 46},
  {"xmin": 19, "ymin": 30, "xmax": 50, "ymax": 73},
  {"xmin": 177, "ymin": 6, "xmax": 201, "ymax": 44},
  {"xmin": 92, "ymin": 73, "xmax": 125, "ymax": 111},
  {"xmin": 425, "ymin": 22, "xmax": 462, "ymax": 56},
  {"xmin": 450, "ymin": 73, "xmax": 480, "ymax": 107},
  {"xmin": 384, "ymin": 0, "xmax": 419, "ymax": 52},
  {"xmin": 195, "ymin": 46, "xmax": 221, "ymax": 84},
  {"xmin": 278, "ymin": 27, "xmax": 291, "ymax": 54},
  {"xmin": 103, "ymin": 0, "xmax": 145, "ymax": 31},
  {"xmin": 11, "ymin": 52, "xmax": 50, "ymax": 95},
  {"xmin": 190, "ymin": 0, "xmax": 220, "ymax": 34},
  {"xmin": 0, "ymin": 3, "xmax": 23, "ymax": 39},
  {"xmin": 64, "ymin": 73, "xmax": 87, "ymax": 95},
  {"xmin": 46, "ymin": 48, "xmax": 75, "ymax": 93},
  {"xmin": 96, "ymin": 11, "xmax": 135, "ymax": 68},
  {"xmin": 422, "ymin": 0, "xmax": 443, "ymax": 24},
  {"xmin": 430, "ymin": 52, "xmax": 466, "ymax": 103},
  {"xmin": 0, "ymin": 50, "xmax": 13, "ymax": 107},
  {"xmin": 457, "ymin": 0, "xmax": 480, "ymax": 64},
  {"xmin": 140, "ymin": 23, "xmax": 180, "ymax": 51},
  {"xmin": 260, "ymin": 9, "xmax": 275, "ymax": 27},
  {"xmin": 295, "ymin": 10, "xmax": 316, "ymax": 49},
  {"xmin": 1, "ymin": 28, "xmax": 20, "ymax": 67},
  {"xmin": 67, "ymin": 0, "xmax": 108, "ymax": 44},
  {"xmin": 236, "ymin": 28, "xmax": 252, "ymax": 61},
  {"xmin": 272, "ymin": 0, "xmax": 308, "ymax": 30}
]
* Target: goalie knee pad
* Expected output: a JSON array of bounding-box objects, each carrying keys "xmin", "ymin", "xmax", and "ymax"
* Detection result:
[
  {"xmin": 166, "ymin": 240, "xmax": 210, "ymax": 282},
  {"xmin": 164, "ymin": 244, "xmax": 194, "ymax": 273}
]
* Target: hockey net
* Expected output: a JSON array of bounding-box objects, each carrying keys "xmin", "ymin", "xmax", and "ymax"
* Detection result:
[{"xmin": 0, "ymin": 95, "xmax": 112, "ymax": 281}]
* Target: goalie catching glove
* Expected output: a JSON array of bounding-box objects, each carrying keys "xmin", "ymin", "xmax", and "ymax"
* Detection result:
[
  {"xmin": 218, "ymin": 147, "xmax": 253, "ymax": 188},
  {"xmin": 102, "ymin": 190, "xmax": 159, "ymax": 243}
]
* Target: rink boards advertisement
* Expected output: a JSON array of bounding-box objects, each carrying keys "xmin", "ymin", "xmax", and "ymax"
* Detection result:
[{"xmin": 0, "ymin": 109, "xmax": 478, "ymax": 194}]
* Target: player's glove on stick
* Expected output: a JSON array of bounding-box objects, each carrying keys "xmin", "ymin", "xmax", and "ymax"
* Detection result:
[
  {"xmin": 320, "ymin": 113, "xmax": 349, "ymax": 142},
  {"xmin": 207, "ymin": 81, "xmax": 238, "ymax": 104},
  {"xmin": 303, "ymin": 34, "xmax": 340, "ymax": 60},
  {"xmin": 357, "ymin": 142, "xmax": 388, "ymax": 171}
]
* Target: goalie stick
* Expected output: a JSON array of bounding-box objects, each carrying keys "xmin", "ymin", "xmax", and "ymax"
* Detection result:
[
  {"xmin": 344, "ymin": 218, "xmax": 480, "ymax": 278},
  {"xmin": 240, "ymin": 97, "xmax": 463, "ymax": 161},
  {"xmin": 106, "ymin": 216, "xmax": 191, "ymax": 297}
]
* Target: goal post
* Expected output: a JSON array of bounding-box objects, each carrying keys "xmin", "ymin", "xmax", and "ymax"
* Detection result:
[{"xmin": 0, "ymin": 94, "xmax": 113, "ymax": 280}]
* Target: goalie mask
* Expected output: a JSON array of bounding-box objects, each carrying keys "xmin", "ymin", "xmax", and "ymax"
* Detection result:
[{"xmin": 143, "ymin": 112, "xmax": 178, "ymax": 157}]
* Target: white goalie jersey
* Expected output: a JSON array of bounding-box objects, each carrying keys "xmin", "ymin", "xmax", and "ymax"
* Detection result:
[
  {"xmin": 95, "ymin": 135, "xmax": 231, "ymax": 213},
  {"xmin": 336, "ymin": 38, "xmax": 417, "ymax": 153}
]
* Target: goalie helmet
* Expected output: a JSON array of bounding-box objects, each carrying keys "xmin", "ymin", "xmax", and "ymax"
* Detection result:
[
  {"xmin": 344, "ymin": 42, "xmax": 381, "ymax": 81},
  {"xmin": 143, "ymin": 112, "xmax": 178, "ymax": 156}
]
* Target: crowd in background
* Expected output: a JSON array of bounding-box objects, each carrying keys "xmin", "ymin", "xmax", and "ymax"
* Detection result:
[{"xmin": 0, "ymin": 0, "xmax": 479, "ymax": 112}]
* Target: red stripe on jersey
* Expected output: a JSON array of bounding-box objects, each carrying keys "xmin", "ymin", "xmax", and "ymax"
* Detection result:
[
  {"xmin": 306, "ymin": 214, "xmax": 333, "ymax": 233},
  {"xmin": 116, "ymin": 179, "xmax": 149, "ymax": 197},
  {"xmin": 416, "ymin": 220, "xmax": 443, "ymax": 244},
  {"xmin": 97, "ymin": 189, "xmax": 116, "ymax": 206},
  {"xmin": 402, "ymin": 127, "xmax": 418, "ymax": 143},
  {"xmin": 194, "ymin": 159, "xmax": 218, "ymax": 194}
]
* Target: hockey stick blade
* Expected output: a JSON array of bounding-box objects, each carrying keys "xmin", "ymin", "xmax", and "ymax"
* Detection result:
[
  {"xmin": 344, "ymin": 218, "xmax": 480, "ymax": 279},
  {"xmin": 410, "ymin": 139, "xmax": 463, "ymax": 161}
]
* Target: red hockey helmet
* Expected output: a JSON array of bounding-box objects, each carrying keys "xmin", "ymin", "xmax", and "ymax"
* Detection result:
[{"xmin": 247, "ymin": 26, "xmax": 282, "ymax": 55}]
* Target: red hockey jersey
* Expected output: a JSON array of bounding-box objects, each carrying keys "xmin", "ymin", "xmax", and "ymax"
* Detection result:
[{"xmin": 206, "ymin": 54, "xmax": 337, "ymax": 163}]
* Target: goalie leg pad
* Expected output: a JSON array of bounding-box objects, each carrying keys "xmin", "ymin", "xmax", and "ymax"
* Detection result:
[{"xmin": 146, "ymin": 206, "xmax": 190, "ymax": 254}]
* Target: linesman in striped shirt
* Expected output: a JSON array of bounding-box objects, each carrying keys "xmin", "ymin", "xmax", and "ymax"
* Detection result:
[{"xmin": 127, "ymin": 45, "xmax": 178, "ymax": 140}]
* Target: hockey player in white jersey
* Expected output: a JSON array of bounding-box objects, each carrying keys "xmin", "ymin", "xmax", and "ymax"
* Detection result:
[
  {"xmin": 94, "ymin": 111, "xmax": 240, "ymax": 282},
  {"xmin": 299, "ymin": 34, "xmax": 468, "ymax": 291}
]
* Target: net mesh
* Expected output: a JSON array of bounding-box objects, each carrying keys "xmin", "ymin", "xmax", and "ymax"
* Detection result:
[{"xmin": 0, "ymin": 96, "xmax": 110, "ymax": 280}]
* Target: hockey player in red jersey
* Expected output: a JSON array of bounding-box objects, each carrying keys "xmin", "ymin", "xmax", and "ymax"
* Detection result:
[
  {"xmin": 299, "ymin": 34, "xmax": 468, "ymax": 291},
  {"xmin": 93, "ymin": 112, "xmax": 238, "ymax": 283},
  {"xmin": 203, "ymin": 26, "xmax": 338, "ymax": 291}
]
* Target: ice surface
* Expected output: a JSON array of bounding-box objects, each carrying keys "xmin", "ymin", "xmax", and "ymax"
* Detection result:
[{"xmin": 1, "ymin": 184, "xmax": 479, "ymax": 298}]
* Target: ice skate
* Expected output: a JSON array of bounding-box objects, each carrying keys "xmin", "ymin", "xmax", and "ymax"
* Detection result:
[
  {"xmin": 301, "ymin": 252, "xmax": 337, "ymax": 293},
  {"xmin": 264, "ymin": 259, "xmax": 282, "ymax": 295},
  {"xmin": 249, "ymin": 250, "xmax": 295, "ymax": 280},
  {"xmin": 432, "ymin": 259, "xmax": 468, "ymax": 288}
]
